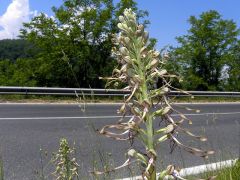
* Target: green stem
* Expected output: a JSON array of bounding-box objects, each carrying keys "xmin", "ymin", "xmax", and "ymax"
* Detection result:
[
  {"xmin": 141, "ymin": 73, "xmax": 156, "ymax": 180},
  {"xmin": 133, "ymin": 29, "xmax": 156, "ymax": 180},
  {"xmin": 146, "ymin": 114, "xmax": 156, "ymax": 180},
  {"xmin": 146, "ymin": 114, "xmax": 154, "ymax": 150}
]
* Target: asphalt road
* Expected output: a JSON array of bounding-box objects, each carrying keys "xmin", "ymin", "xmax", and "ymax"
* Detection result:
[{"xmin": 0, "ymin": 103, "xmax": 239, "ymax": 179}]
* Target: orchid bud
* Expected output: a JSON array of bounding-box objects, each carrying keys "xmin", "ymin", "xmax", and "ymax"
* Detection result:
[
  {"xmin": 120, "ymin": 64, "xmax": 127, "ymax": 72},
  {"xmin": 117, "ymin": 23, "xmax": 128, "ymax": 32},
  {"xmin": 137, "ymin": 24, "xmax": 144, "ymax": 32},
  {"xmin": 162, "ymin": 106, "xmax": 171, "ymax": 115},
  {"xmin": 143, "ymin": 31, "xmax": 149, "ymax": 42},
  {"xmin": 156, "ymin": 69, "xmax": 167, "ymax": 76},
  {"xmin": 123, "ymin": 56, "xmax": 132, "ymax": 63},
  {"xmin": 117, "ymin": 23, "xmax": 124, "ymax": 30},
  {"xmin": 127, "ymin": 149, "xmax": 136, "ymax": 157},
  {"xmin": 111, "ymin": 47, "xmax": 117, "ymax": 52},
  {"xmin": 124, "ymin": 37, "xmax": 130, "ymax": 45},
  {"xmin": 119, "ymin": 36, "xmax": 125, "ymax": 43},
  {"xmin": 128, "ymin": 19, "xmax": 137, "ymax": 27},
  {"xmin": 127, "ymin": 68, "xmax": 135, "ymax": 77},
  {"xmin": 123, "ymin": 9, "xmax": 130, "ymax": 17},
  {"xmin": 153, "ymin": 51, "xmax": 160, "ymax": 58},
  {"xmin": 132, "ymin": 106, "xmax": 141, "ymax": 115},
  {"xmin": 136, "ymin": 30, "xmax": 143, "ymax": 36},
  {"xmin": 200, "ymin": 137, "xmax": 207, "ymax": 142},
  {"xmin": 119, "ymin": 47, "xmax": 129, "ymax": 56},
  {"xmin": 129, "ymin": 79, "xmax": 135, "ymax": 85},
  {"xmin": 123, "ymin": 23, "xmax": 129, "ymax": 31},
  {"xmin": 162, "ymin": 87, "xmax": 169, "ymax": 93},
  {"xmin": 137, "ymin": 37, "xmax": 143, "ymax": 45},
  {"xmin": 113, "ymin": 68, "xmax": 121, "ymax": 74},
  {"xmin": 140, "ymin": 46, "xmax": 147, "ymax": 54},
  {"xmin": 148, "ymin": 59, "xmax": 159, "ymax": 69},
  {"xmin": 118, "ymin": 104, "xmax": 126, "ymax": 114},
  {"xmin": 132, "ymin": 75, "xmax": 142, "ymax": 83},
  {"xmin": 150, "ymin": 72, "xmax": 158, "ymax": 78},
  {"xmin": 119, "ymin": 15, "xmax": 125, "ymax": 23},
  {"xmin": 114, "ymin": 82, "xmax": 119, "ymax": 87},
  {"xmin": 157, "ymin": 135, "xmax": 168, "ymax": 143},
  {"xmin": 154, "ymin": 106, "xmax": 171, "ymax": 116},
  {"xmin": 164, "ymin": 124, "xmax": 174, "ymax": 134},
  {"xmin": 128, "ymin": 13, "xmax": 136, "ymax": 21},
  {"xmin": 166, "ymin": 165, "xmax": 175, "ymax": 175},
  {"xmin": 163, "ymin": 52, "xmax": 169, "ymax": 59}
]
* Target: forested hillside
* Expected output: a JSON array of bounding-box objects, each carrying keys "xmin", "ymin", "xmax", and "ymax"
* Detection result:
[{"xmin": 0, "ymin": 39, "xmax": 37, "ymax": 61}]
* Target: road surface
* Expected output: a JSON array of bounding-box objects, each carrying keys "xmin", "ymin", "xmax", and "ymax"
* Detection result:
[{"xmin": 0, "ymin": 103, "xmax": 239, "ymax": 179}]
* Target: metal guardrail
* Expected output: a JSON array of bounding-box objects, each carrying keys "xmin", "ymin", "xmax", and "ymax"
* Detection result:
[
  {"xmin": 0, "ymin": 86, "xmax": 240, "ymax": 97},
  {"xmin": 170, "ymin": 91, "xmax": 240, "ymax": 97}
]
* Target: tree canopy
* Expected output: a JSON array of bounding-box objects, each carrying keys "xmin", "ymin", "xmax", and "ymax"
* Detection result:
[
  {"xmin": 20, "ymin": 0, "xmax": 151, "ymax": 88},
  {"xmin": 171, "ymin": 10, "xmax": 240, "ymax": 90}
]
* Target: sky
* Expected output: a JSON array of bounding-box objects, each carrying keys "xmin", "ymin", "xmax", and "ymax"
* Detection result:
[{"xmin": 0, "ymin": 0, "xmax": 240, "ymax": 49}]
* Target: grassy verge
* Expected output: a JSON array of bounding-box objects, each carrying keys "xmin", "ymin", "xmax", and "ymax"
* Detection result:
[
  {"xmin": 0, "ymin": 94, "xmax": 124, "ymax": 103},
  {"xmin": 212, "ymin": 159, "xmax": 240, "ymax": 180},
  {"xmin": 172, "ymin": 96, "xmax": 240, "ymax": 103},
  {"xmin": 0, "ymin": 157, "xmax": 3, "ymax": 180},
  {"xmin": 186, "ymin": 159, "xmax": 240, "ymax": 180}
]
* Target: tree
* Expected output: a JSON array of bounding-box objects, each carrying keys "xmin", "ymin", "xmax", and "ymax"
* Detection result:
[
  {"xmin": 20, "ymin": 0, "xmax": 151, "ymax": 88},
  {"xmin": 0, "ymin": 60, "xmax": 14, "ymax": 85},
  {"xmin": 173, "ymin": 10, "xmax": 239, "ymax": 90},
  {"xmin": 0, "ymin": 58, "xmax": 37, "ymax": 86},
  {"xmin": 226, "ymin": 40, "xmax": 240, "ymax": 91},
  {"xmin": 11, "ymin": 58, "xmax": 38, "ymax": 86}
]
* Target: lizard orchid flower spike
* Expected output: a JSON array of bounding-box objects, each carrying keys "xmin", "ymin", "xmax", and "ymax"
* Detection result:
[{"xmin": 95, "ymin": 8, "xmax": 214, "ymax": 180}]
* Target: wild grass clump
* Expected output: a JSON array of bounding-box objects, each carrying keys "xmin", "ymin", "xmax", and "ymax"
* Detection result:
[
  {"xmin": 0, "ymin": 157, "xmax": 3, "ymax": 180},
  {"xmin": 217, "ymin": 159, "xmax": 240, "ymax": 180},
  {"xmin": 52, "ymin": 138, "xmax": 79, "ymax": 180},
  {"xmin": 94, "ymin": 8, "xmax": 214, "ymax": 180},
  {"xmin": 208, "ymin": 160, "xmax": 240, "ymax": 180}
]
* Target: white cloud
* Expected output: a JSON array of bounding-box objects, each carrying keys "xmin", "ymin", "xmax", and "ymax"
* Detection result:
[{"xmin": 0, "ymin": 0, "xmax": 31, "ymax": 39}]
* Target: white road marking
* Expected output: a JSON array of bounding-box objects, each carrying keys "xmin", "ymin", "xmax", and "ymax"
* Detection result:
[
  {"xmin": 0, "ymin": 111, "xmax": 240, "ymax": 120},
  {"xmin": 116, "ymin": 159, "xmax": 238, "ymax": 180},
  {"xmin": 0, "ymin": 116, "xmax": 124, "ymax": 120}
]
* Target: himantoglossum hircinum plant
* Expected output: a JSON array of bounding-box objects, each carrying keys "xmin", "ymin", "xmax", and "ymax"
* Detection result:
[{"xmin": 95, "ymin": 8, "xmax": 214, "ymax": 180}]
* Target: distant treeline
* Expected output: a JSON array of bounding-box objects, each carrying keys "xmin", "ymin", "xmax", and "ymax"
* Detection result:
[{"xmin": 0, "ymin": 0, "xmax": 239, "ymax": 91}]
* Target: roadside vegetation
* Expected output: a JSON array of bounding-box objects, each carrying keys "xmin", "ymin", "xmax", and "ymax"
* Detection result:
[
  {"xmin": 0, "ymin": 0, "xmax": 239, "ymax": 91},
  {"xmin": 186, "ymin": 160, "xmax": 240, "ymax": 180},
  {"xmin": 213, "ymin": 160, "xmax": 240, "ymax": 180},
  {"xmin": 214, "ymin": 160, "xmax": 240, "ymax": 180},
  {"xmin": 0, "ymin": 157, "xmax": 3, "ymax": 180}
]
